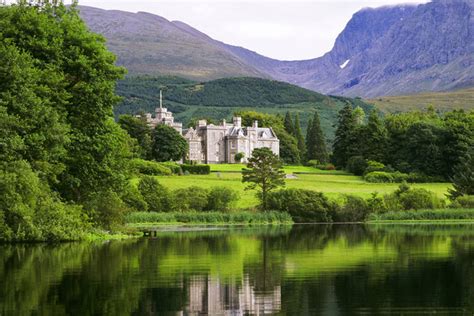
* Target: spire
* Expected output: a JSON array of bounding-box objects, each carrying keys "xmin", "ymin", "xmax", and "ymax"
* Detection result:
[{"xmin": 160, "ymin": 90, "xmax": 163, "ymax": 109}]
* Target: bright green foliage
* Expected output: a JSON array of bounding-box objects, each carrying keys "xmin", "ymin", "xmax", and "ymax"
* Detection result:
[
  {"xmin": 334, "ymin": 195, "xmax": 371, "ymax": 222},
  {"xmin": 306, "ymin": 111, "xmax": 329, "ymax": 163},
  {"xmin": 118, "ymin": 115, "xmax": 152, "ymax": 159},
  {"xmin": 242, "ymin": 148, "xmax": 286, "ymax": 210},
  {"xmin": 138, "ymin": 176, "xmax": 172, "ymax": 212},
  {"xmin": 284, "ymin": 112, "xmax": 295, "ymax": 135},
  {"xmin": 385, "ymin": 183, "xmax": 445, "ymax": 211},
  {"xmin": 130, "ymin": 158, "xmax": 173, "ymax": 176},
  {"xmin": 448, "ymin": 150, "xmax": 474, "ymax": 199},
  {"xmin": 206, "ymin": 187, "xmax": 239, "ymax": 212},
  {"xmin": 333, "ymin": 105, "xmax": 357, "ymax": 168},
  {"xmin": 293, "ymin": 113, "xmax": 306, "ymax": 160},
  {"xmin": 173, "ymin": 186, "xmax": 209, "ymax": 212},
  {"xmin": 151, "ymin": 124, "xmax": 188, "ymax": 162}
]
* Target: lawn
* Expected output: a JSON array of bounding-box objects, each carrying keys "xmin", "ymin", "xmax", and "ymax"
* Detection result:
[
  {"xmin": 210, "ymin": 164, "xmax": 349, "ymax": 175},
  {"xmin": 150, "ymin": 169, "xmax": 452, "ymax": 209}
]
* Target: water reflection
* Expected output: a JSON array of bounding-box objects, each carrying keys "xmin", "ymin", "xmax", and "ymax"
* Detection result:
[{"xmin": 1, "ymin": 224, "xmax": 474, "ymax": 315}]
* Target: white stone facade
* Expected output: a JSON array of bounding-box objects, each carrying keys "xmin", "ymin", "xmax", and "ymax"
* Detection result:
[
  {"xmin": 183, "ymin": 117, "xmax": 279, "ymax": 164},
  {"xmin": 142, "ymin": 91, "xmax": 279, "ymax": 163}
]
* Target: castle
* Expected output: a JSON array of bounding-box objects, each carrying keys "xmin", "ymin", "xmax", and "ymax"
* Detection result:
[{"xmin": 142, "ymin": 92, "xmax": 279, "ymax": 164}]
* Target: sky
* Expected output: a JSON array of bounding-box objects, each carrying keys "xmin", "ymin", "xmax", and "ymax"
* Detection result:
[{"xmin": 74, "ymin": 0, "xmax": 430, "ymax": 60}]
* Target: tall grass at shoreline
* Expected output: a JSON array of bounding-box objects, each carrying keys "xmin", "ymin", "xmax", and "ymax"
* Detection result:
[
  {"xmin": 368, "ymin": 208, "xmax": 474, "ymax": 222},
  {"xmin": 125, "ymin": 211, "xmax": 294, "ymax": 225}
]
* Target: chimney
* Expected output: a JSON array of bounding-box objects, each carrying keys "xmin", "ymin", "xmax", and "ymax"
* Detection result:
[
  {"xmin": 253, "ymin": 120, "xmax": 258, "ymax": 128},
  {"xmin": 222, "ymin": 119, "xmax": 226, "ymax": 128},
  {"xmin": 233, "ymin": 116, "xmax": 242, "ymax": 128},
  {"xmin": 198, "ymin": 119, "xmax": 207, "ymax": 127}
]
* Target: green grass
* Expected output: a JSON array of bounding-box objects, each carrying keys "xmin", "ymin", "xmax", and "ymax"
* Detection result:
[
  {"xmin": 210, "ymin": 163, "xmax": 348, "ymax": 175},
  {"xmin": 368, "ymin": 87, "xmax": 474, "ymax": 113},
  {"xmin": 368, "ymin": 208, "xmax": 474, "ymax": 222},
  {"xmin": 137, "ymin": 171, "xmax": 452, "ymax": 209},
  {"xmin": 125, "ymin": 211, "xmax": 293, "ymax": 226}
]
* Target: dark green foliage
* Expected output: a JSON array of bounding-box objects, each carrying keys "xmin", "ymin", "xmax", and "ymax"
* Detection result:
[
  {"xmin": 138, "ymin": 176, "xmax": 172, "ymax": 212},
  {"xmin": 332, "ymin": 105, "xmax": 357, "ymax": 168},
  {"xmin": 364, "ymin": 172, "xmax": 397, "ymax": 183},
  {"xmin": 130, "ymin": 159, "xmax": 173, "ymax": 176},
  {"xmin": 360, "ymin": 110, "xmax": 388, "ymax": 162},
  {"xmin": 334, "ymin": 195, "xmax": 371, "ymax": 222},
  {"xmin": 386, "ymin": 183, "xmax": 445, "ymax": 211},
  {"xmin": 266, "ymin": 189, "xmax": 333, "ymax": 223},
  {"xmin": 242, "ymin": 147, "xmax": 286, "ymax": 210},
  {"xmin": 448, "ymin": 150, "xmax": 474, "ymax": 199},
  {"xmin": 181, "ymin": 164, "xmax": 211, "ymax": 175},
  {"xmin": 364, "ymin": 161, "xmax": 387, "ymax": 174},
  {"xmin": 450, "ymin": 195, "xmax": 474, "ymax": 209},
  {"xmin": 368, "ymin": 208, "xmax": 474, "ymax": 221},
  {"xmin": 234, "ymin": 152, "xmax": 245, "ymax": 162},
  {"xmin": 284, "ymin": 112, "xmax": 295, "ymax": 135},
  {"xmin": 85, "ymin": 190, "xmax": 128, "ymax": 232},
  {"xmin": 159, "ymin": 161, "xmax": 182, "ymax": 174},
  {"xmin": 293, "ymin": 114, "xmax": 306, "ymax": 158},
  {"xmin": 118, "ymin": 115, "xmax": 152, "ymax": 159},
  {"xmin": 206, "ymin": 187, "xmax": 239, "ymax": 212},
  {"xmin": 173, "ymin": 186, "xmax": 210, "ymax": 212},
  {"xmin": 306, "ymin": 111, "xmax": 329, "ymax": 163},
  {"xmin": 151, "ymin": 124, "xmax": 188, "ymax": 162},
  {"xmin": 346, "ymin": 156, "xmax": 368, "ymax": 176}
]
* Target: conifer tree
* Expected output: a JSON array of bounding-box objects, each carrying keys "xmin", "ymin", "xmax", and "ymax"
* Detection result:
[
  {"xmin": 333, "ymin": 105, "xmax": 357, "ymax": 168},
  {"xmin": 306, "ymin": 111, "xmax": 329, "ymax": 164},
  {"xmin": 361, "ymin": 110, "xmax": 388, "ymax": 162},
  {"xmin": 293, "ymin": 113, "xmax": 306, "ymax": 160},
  {"xmin": 284, "ymin": 112, "xmax": 295, "ymax": 135}
]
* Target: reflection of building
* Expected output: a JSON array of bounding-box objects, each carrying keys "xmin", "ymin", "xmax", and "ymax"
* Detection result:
[
  {"xmin": 142, "ymin": 90, "xmax": 183, "ymax": 134},
  {"xmin": 186, "ymin": 275, "xmax": 281, "ymax": 315},
  {"xmin": 141, "ymin": 91, "xmax": 279, "ymax": 163}
]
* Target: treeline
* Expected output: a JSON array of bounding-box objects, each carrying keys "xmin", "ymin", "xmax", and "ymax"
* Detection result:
[
  {"xmin": 0, "ymin": 2, "xmax": 140, "ymax": 241},
  {"xmin": 332, "ymin": 105, "xmax": 474, "ymax": 181}
]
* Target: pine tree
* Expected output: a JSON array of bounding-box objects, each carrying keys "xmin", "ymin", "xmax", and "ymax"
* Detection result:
[
  {"xmin": 293, "ymin": 113, "xmax": 306, "ymax": 160},
  {"xmin": 362, "ymin": 110, "xmax": 388, "ymax": 162},
  {"xmin": 448, "ymin": 150, "xmax": 474, "ymax": 200},
  {"xmin": 306, "ymin": 111, "xmax": 329, "ymax": 164},
  {"xmin": 333, "ymin": 105, "xmax": 357, "ymax": 168},
  {"xmin": 284, "ymin": 112, "xmax": 295, "ymax": 135}
]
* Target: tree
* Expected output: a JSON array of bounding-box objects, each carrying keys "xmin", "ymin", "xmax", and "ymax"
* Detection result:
[
  {"xmin": 361, "ymin": 110, "xmax": 387, "ymax": 162},
  {"xmin": 293, "ymin": 113, "xmax": 306, "ymax": 160},
  {"xmin": 242, "ymin": 148, "xmax": 286, "ymax": 210},
  {"xmin": 448, "ymin": 150, "xmax": 474, "ymax": 200},
  {"xmin": 333, "ymin": 105, "xmax": 357, "ymax": 168},
  {"xmin": 151, "ymin": 124, "xmax": 188, "ymax": 162},
  {"xmin": 306, "ymin": 111, "xmax": 329, "ymax": 163},
  {"xmin": 118, "ymin": 114, "xmax": 152, "ymax": 159},
  {"xmin": 284, "ymin": 112, "xmax": 295, "ymax": 135}
]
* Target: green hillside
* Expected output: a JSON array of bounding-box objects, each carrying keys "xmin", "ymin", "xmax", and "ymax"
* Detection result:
[
  {"xmin": 115, "ymin": 76, "xmax": 373, "ymax": 141},
  {"xmin": 368, "ymin": 88, "xmax": 474, "ymax": 113}
]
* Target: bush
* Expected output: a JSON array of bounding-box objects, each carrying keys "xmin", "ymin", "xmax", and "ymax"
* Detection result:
[
  {"xmin": 346, "ymin": 156, "xmax": 368, "ymax": 176},
  {"xmin": 306, "ymin": 160, "xmax": 319, "ymax": 167},
  {"xmin": 364, "ymin": 171, "xmax": 394, "ymax": 183},
  {"xmin": 130, "ymin": 159, "xmax": 172, "ymax": 176},
  {"xmin": 159, "ymin": 161, "xmax": 182, "ymax": 174},
  {"xmin": 206, "ymin": 187, "xmax": 239, "ymax": 211},
  {"xmin": 138, "ymin": 176, "xmax": 173, "ymax": 212},
  {"xmin": 450, "ymin": 195, "xmax": 474, "ymax": 209},
  {"xmin": 122, "ymin": 184, "xmax": 148, "ymax": 212},
  {"xmin": 267, "ymin": 189, "xmax": 333, "ymax": 223},
  {"xmin": 364, "ymin": 161, "xmax": 386, "ymax": 174},
  {"xmin": 234, "ymin": 152, "xmax": 245, "ymax": 162},
  {"xmin": 181, "ymin": 164, "xmax": 211, "ymax": 175},
  {"xmin": 334, "ymin": 195, "xmax": 371, "ymax": 222},
  {"xmin": 367, "ymin": 192, "xmax": 388, "ymax": 214},
  {"xmin": 85, "ymin": 190, "xmax": 128, "ymax": 232},
  {"xmin": 383, "ymin": 183, "xmax": 445, "ymax": 211},
  {"xmin": 173, "ymin": 186, "xmax": 209, "ymax": 212}
]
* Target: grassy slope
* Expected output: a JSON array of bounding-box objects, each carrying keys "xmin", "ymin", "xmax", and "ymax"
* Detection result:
[
  {"xmin": 115, "ymin": 76, "xmax": 373, "ymax": 140},
  {"xmin": 368, "ymin": 87, "xmax": 474, "ymax": 113},
  {"xmin": 139, "ymin": 165, "xmax": 452, "ymax": 209}
]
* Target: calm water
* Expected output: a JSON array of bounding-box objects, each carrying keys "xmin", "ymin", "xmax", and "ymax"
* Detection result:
[{"xmin": 1, "ymin": 224, "xmax": 474, "ymax": 315}]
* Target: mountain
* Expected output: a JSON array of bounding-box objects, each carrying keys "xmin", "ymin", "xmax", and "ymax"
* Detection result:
[
  {"xmin": 115, "ymin": 76, "xmax": 373, "ymax": 140},
  {"xmin": 368, "ymin": 87, "xmax": 474, "ymax": 113},
  {"xmin": 79, "ymin": 0, "xmax": 474, "ymax": 98}
]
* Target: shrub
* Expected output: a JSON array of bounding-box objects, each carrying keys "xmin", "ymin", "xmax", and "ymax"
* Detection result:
[
  {"xmin": 306, "ymin": 160, "xmax": 319, "ymax": 167},
  {"xmin": 398, "ymin": 188, "xmax": 444, "ymax": 210},
  {"xmin": 267, "ymin": 189, "xmax": 333, "ymax": 223},
  {"xmin": 450, "ymin": 195, "xmax": 474, "ymax": 209},
  {"xmin": 85, "ymin": 190, "xmax": 128, "ymax": 232},
  {"xmin": 346, "ymin": 156, "xmax": 368, "ymax": 176},
  {"xmin": 206, "ymin": 187, "xmax": 239, "ymax": 211},
  {"xmin": 130, "ymin": 159, "xmax": 172, "ymax": 176},
  {"xmin": 364, "ymin": 171, "xmax": 394, "ymax": 183},
  {"xmin": 173, "ymin": 186, "xmax": 209, "ymax": 212},
  {"xmin": 159, "ymin": 161, "xmax": 182, "ymax": 174},
  {"xmin": 122, "ymin": 184, "xmax": 148, "ymax": 212},
  {"xmin": 367, "ymin": 192, "xmax": 388, "ymax": 214},
  {"xmin": 138, "ymin": 176, "xmax": 173, "ymax": 212},
  {"xmin": 334, "ymin": 195, "xmax": 371, "ymax": 222},
  {"xmin": 364, "ymin": 161, "xmax": 386, "ymax": 174},
  {"xmin": 181, "ymin": 164, "xmax": 211, "ymax": 175},
  {"xmin": 235, "ymin": 152, "xmax": 245, "ymax": 162}
]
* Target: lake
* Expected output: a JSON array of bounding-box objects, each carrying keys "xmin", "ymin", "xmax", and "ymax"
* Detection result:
[{"xmin": 1, "ymin": 224, "xmax": 473, "ymax": 315}]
